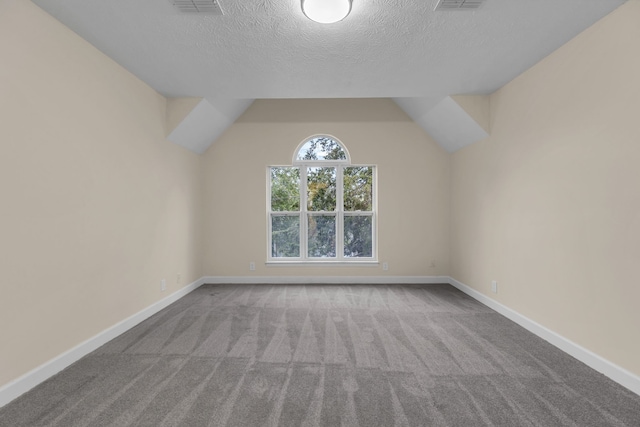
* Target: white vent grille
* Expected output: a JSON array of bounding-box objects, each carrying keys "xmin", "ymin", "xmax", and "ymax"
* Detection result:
[
  {"xmin": 170, "ymin": 0, "xmax": 223, "ymax": 14},
  {"xmin": 435, "ymin": 0, "xmax": 485, "ymax": 10}
]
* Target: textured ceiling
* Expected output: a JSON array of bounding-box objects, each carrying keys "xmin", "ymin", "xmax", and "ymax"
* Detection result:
[
  {"xmin": 32, "ymin": 0, "xmax": 625, "ymax": 99},
  {"xmin": 32, "ymin": 0, "xmax": 625, "ymax": 151}
]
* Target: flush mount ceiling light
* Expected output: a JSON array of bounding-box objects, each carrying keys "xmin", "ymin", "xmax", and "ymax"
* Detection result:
[{"xmin": 302, "ymin": 0, "xmax": 352, "ymax": 24}]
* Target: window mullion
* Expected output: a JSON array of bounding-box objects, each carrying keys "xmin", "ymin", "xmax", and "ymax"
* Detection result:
[
  {"xmin": 300, "ymin": 166, "xmax": 308, "ymax": 260},
  {"xmin": 267, "ymin": 167, "xmax": 272, "ymax": 259},
  {"xmin": 336, "ymin": 165, "xmax": 344, "ymax": 260}
]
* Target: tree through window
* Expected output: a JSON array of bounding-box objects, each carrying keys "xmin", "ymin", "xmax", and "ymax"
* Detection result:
[{"xmin": 269, "ymin": 136, "xmax": 376, "ymax": 262}]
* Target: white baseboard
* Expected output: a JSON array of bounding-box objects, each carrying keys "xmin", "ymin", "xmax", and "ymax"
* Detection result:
[
  {"xmin": 3, "ymin": 275, "xmax": 637, "ymax": 408},
  {"xmin": 448, "ymin": 276, "xmax": 640, "ymax": 397},
  {"xmin": 0, "ymin": 277, "xmax": 205, "ymax": 408},
  {"xmin": 202, "ymin": 275, "xmax": 450, "ymax": 284}
]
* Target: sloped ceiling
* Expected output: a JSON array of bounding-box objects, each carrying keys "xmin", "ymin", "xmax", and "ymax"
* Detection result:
[{"xmin": 32, "ymin": 0, "xmax": 626, "ymax": 153}]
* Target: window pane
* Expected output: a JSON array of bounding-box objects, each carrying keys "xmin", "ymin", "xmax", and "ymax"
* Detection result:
[
  {"xmin": 307, "ymin": 167, "xmax": 336, "ymax": 211},
  {"xmin": 344, "ymin": 166, "xmax": 373, "ymax": 211},
  {"xmin": 308, "ymin": 215, "xmax": 336, "ymax": 257},
  {"xmin": 344, "ymin": 215, "xmax": 372, "ymax": 257},
  {"xmin": 296, "ymin": 136, "xmax": 347, "ymax": 161},
  {"xmin": 271, "ymin": 167, "xmax": 300, "ymax": 211},
  {"xmin": 271, "ymin": 215, "xmax": 300, "ymax": 257}
]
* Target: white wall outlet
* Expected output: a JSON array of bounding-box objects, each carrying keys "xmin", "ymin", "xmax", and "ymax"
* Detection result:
[
  {"xmin": 161, "ymin": 279, "xmax": 167, "ymax": 292},
  {"xmin": 382, "ymin": 262, "xmax": 389, "ymax": 271},
  {"xmin": 176, "ymin": 273, "xmax": 181, "ymax": 284},
  {"xmin": 249, "ymin": 261, "xmax": 256, "ymax": 271},
  {"xmin": 491, "ymin": 280, "xmax": 498, "ymax": 293}
]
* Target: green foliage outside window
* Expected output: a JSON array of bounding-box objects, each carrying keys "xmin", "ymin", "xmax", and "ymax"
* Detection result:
[
  {"xmin": 271, "ymin": 167, "xmax": 300, "ymax": 211},
  {"xmin": 344, "ymin": 215, "xmax": 372, "ymax": 257},
  {"xmin": 307, "ymin": 167, "xmax": 336, "ymax": 211},
  {"xmin": 308, "ymin": 215, "xmax": 336, "ymax": 257},
  {"xmin": 344, "ymin": 166, "xmax": 372, "ymax": 211},
  {"xmin": 270, "ymin": 167, "xmax": 300, "ymax": 257},
  {"xmin": 271, "ymin": 215, "xmax": 300, "ymax": 257}
]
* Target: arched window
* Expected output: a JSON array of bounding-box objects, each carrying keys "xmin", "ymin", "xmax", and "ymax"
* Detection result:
[
  {"xmin": 268, "ymin": 135, "xmax": 376, "ymax": 263},
  {"xmin": 294, "ymin": 135, "xmax": 348, "ymax": 162}
]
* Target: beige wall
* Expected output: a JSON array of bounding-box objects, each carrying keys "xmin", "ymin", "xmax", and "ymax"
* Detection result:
[
  {"xmin": 451, "ymin": 1, "xmax": 640, "ymax": 376},
  {"xmin": 202, "ymin": 98, "xmax": 451, "ymax": 277},
  {"xmin": 0, "ymin": 0, "xmax": 202, "ymax": 387}
]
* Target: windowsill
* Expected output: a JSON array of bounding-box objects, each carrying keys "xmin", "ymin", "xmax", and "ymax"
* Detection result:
[{"xmin": 266, "ymin": 260, "xmax": 379, "ymax": 267}]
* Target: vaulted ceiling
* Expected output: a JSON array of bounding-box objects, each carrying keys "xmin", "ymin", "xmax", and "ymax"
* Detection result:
[{"xmin": 33, "ymin": 0, "xmax": 626, "ymax": 153}]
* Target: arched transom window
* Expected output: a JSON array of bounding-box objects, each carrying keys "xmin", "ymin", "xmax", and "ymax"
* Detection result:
[{"xmin": 268, "ymin": 135, "xmax": 376, "ymax": 263}]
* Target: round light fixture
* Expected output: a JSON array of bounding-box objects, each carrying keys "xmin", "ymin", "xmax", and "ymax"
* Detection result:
[{"xmin": 302, "ymin": 0, "xmax": 352, "ymax": 24}]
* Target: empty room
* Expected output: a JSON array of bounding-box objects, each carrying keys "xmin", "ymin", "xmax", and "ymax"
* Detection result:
[{"xmin": 1, "ymin": 0, "xmax": 639, "ymax": 425}]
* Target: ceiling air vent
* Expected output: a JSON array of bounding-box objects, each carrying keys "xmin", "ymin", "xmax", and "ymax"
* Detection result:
[
  {"xmin": 170, "ymin": 0, "xmax": 223, "ymax": 14},
  {"xmin": 435, "ymin": 0, "xmax": 485, "ymax": 10}
]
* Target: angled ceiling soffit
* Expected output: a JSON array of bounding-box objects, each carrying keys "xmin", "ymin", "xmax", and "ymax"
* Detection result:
[
  {"xmin": 450, "ymin": 94, "xmax": 490, "ymax": 134},
  {"xmin": 166, "ymin": 97, "xmax": 254, "ymax": 154},
  {"xmin": 393, "ymin": 95, "xmax": 490, "ymax": 152},
  {"xmin": 166, "ymin": 97, "xmax": 202, "ymax": 135}
]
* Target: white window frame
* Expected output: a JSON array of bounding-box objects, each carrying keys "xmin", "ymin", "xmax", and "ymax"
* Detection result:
[{"xmin": 267, "ymin": 136, "xmax": 377, "ymax": 265}]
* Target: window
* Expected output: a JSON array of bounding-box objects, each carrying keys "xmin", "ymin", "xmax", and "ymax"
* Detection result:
[{"xmin": 268, "ymin": 135, "xmax": 376, "ymax": 263}]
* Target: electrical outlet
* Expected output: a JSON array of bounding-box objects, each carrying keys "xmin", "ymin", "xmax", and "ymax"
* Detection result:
[
  {"xmin": 382, "ymin": 262, "xmax": 389, "ymax": 271},
  {"xmin": 491, "ymin": 280, "xmax": 498, "ymax": 293},
  {"xmin": 249, "ymin": 261, "xmax": 256, "ymax": 271},
  {"xmin": 176, "ymin": 273, "xmax": 181, "ymax": 284},
  {"xmin": 161, "ymin": 279, "xmax": 166, "ymax": 292}
]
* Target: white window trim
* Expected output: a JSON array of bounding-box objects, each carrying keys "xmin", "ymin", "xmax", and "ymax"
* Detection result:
[{"xmin": 267, "ymin": 137, "xmax": 377, "ymax": 265}]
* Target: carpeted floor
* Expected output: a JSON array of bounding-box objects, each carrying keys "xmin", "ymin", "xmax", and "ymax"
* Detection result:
[{"xmin": 1, "ymin": 283, "xmax": 639, "ymax": 426}]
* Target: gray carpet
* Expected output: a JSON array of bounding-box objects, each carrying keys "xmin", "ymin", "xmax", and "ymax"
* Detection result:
[{"xmin": 1, "ymin": 283, "xmax": 639, "ymax": 426}]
